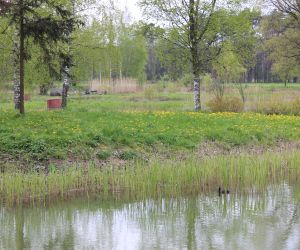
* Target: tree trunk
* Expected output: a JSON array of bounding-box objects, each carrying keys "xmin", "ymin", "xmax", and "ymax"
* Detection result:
[
  {"xmin": 109, "ymin": 61, "xmax": 112, "ymax": 85},
  {"xmin": 189, "ymin": 0, "xmax": 201, "ymax": 111},
  {"xmin": 61, "ymin": 66, "xmax": 69, "ymax": 108},
  {"xmin": 19, "ymin": 3, "xmax": 25, "ymax": 115},
  {"xmin": 119, "ymin": 66, "xmax": 123, "ymax": 85},
  {"xmin": 13, "ymin": 31, "xmax": 20, "ymax": 110},
  {"xmin": 193, "ymin": 76, "xmax": 201, "ymax": 111}
]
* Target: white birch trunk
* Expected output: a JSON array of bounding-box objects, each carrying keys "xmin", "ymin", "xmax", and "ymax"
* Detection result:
[
  {"xmin": 193, "ymin": 77, "xmax": 201, "ymax": 111},
  {"xmin": 13, "ymin": 31, "xmax": 20, "ymax": 110},
  {"xmin": 61, "ymin": 66, "xmax": 69, "ymax": 108}
]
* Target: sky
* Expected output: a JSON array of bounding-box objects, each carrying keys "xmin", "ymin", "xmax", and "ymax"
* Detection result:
[
  {"xmin": 115, "ymin": 0, "xmax": 272, "ymax": 22},
  {"xmin": 119, "ymin": 0, "xmax": 142, "ymax": 21}
]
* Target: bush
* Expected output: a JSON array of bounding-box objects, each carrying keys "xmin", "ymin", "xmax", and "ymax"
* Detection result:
[
  {"xmin": 118, "ymin": 150, "xmax": 137, "ymax": 160},
  {"xmin": 144, "ymin": 85, "xmax": 157, "ymax": 100},
  {"xmin": 96, "ymin": 150, "xmax": 112, "ymax": 160},
  {"xmin": 207, "ymin": 97, "xmax": 244, "ymax": 113}
]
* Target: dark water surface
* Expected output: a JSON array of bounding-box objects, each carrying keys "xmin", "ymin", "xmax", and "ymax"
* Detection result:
[{"xmin": 1, "ymin": 184, "xmax": 300, "ymax": 250}]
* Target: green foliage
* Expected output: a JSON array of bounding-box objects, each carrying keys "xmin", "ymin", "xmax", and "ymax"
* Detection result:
[
  {"xmin": 202, "ymin": 74, "xmax": 213, "ymax": 88},
  {"xmin": 180, "ymin": 73, "xmax": 194, "ymax": 88},
  {"xmin": 96, "ymin": 150, "xmax": 112, "ymax": 160},
  {"xmin": 213, "ymin": 48, "xmax": 246, "ymax": 84},
  {"xmin": 0, "ymin": 18, "xmax": 13, "ymax": 84},
  {"xmin": 72, "ymin": 14, "xmax": 148, "ymax": 82},
  {"xmin": 118, "ymin": 150, "xmax": 137, "ymax": 160},
  {"xmin": 262, "ymin": 11, "xmax": 300, "ymax": 81},
  {"xmin": 155, "ymin": 29, "xmax": 190, "ymax": 80}
]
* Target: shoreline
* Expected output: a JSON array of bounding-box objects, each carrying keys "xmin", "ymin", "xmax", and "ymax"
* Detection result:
[{"xmin": 1, "ymin": 149, "xmax": 300, "ymax": 206}]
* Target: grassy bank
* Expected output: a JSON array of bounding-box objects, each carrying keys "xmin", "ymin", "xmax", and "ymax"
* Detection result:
[
  {"xmin": 1, "ymin": 151, "xmax": 300, "ymax": 205},
  {"xmin": 1, "ymin": 105, "xmax": 300, "ymax": 164},
  {"xmin": 1, "ymin": 88, "xmax": 300, "ymax": 204}
]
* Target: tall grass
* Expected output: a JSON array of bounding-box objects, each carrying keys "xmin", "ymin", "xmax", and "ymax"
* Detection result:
[
  {"xmin": 1, "ymin": 151, "xmax": 299, "ymax": 205},
  {"xmin": 89, "ymin": 78, "xmax": 142, "ymax": 93}
]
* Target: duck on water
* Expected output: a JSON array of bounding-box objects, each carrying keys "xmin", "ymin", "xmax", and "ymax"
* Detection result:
[{"xmin": 218, "ymin": 187, "xmax": 230, "ymax": 196}]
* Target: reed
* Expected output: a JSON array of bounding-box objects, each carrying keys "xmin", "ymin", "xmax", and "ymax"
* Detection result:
[{"xmin": 1, "ymin": 151, "xmax": 300, "ymax": 205}]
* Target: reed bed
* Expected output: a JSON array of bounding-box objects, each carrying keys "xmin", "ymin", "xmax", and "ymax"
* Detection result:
[
  {"xmin": 1, "ymin": 151, "xmax": 300, "ymax": 205},
  {"xmin": 90, "ymin": 78, "xmax": 142, "ymax": 93}
]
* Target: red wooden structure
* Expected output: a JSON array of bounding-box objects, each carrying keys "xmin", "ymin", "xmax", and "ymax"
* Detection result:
[{"xmin": 47, "ymin": 99, "xmax": 62, "ymax": 110}]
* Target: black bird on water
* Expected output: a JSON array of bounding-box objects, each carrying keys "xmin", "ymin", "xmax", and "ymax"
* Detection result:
[{"xmin": 218, "ymin": 187, "xmax": 230, "ymax": 196}]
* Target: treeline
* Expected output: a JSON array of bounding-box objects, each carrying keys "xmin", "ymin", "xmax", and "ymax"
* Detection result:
[
  {"xmin": 0, "ymin": 0, "xmax": 299, "ymax": 95},
  {"xmin": 145, "ymin": 9, "xmax": 300, "ymax": 84}
]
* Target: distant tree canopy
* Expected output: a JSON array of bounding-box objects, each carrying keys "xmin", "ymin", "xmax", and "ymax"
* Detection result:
[
  {"xmin": 72, "ymin": 13, "xmax": 148, "ymax": 84},
  {"xmin": 261, "ymin": 10, "xmax": 300, "ymax": 83},
  {"xmin": 0, "ymin": 0, "xmax": 299, "ymax": 112}
]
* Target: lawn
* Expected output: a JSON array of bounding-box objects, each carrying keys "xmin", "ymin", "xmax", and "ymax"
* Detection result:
[
  {"xmin": 1, "ymin": 89, "xmax": 300, "ymax": 203},
  {"xmin": 1, "ymin": 92, "xmax": 300, "ymax": 163}
]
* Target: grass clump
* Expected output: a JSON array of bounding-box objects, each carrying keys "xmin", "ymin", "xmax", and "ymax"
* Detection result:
[
  {"xmin": 1, "ymin": 151, "xmax": 300, "ymax": 205},
  {"xmin": 96, "ymin": 150, "xmax": 112, "ymax": 160},
  {"xmin": 118, "ymin": 150, "xmax": 137, "ymax": 160}
]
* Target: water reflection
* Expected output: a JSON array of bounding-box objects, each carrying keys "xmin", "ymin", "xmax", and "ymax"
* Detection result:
[{"xmin": 1, "ymin": 184, "xmax": 299, "ymax": 250}]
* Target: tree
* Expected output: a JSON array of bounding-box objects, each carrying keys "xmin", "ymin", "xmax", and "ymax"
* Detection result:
[
  {"xmin": 140, "ymin": 0, "xmax": 222, "ymax": 111},
  {"xmin": 272, "ymin": 56, "xmax": 300, "ymax": 86},
  {"xmin": 140, "ymin": 0, "xmax": 255, "ymax": 111},
  {"xmin": 155, "ymin": 27, "xmax": 191, "ymax": 80},
  {"xmin": 270, "ymin": 0, "xmax": 300, "ymax": 22},
  {"xmin": 0, "ymin": 17, "xmax": 14, "ymax": 85},
  {"xmin": 141, "ymin": 23, "xmax": 165, "ymax": 82},
  {"xmin": 72, "ymin": 7, "xmax": 148, "ymax": 86},
  {"xmin": 213, "ymin": 48, "xmax": 246, "ymax": 102},
  {"xmin": 1, "ymin": 0, "xmax": 80, "ymax": 114},
  {"xmin": 262, "ymin": 11, "xmax": 300, "ymax": 82}
]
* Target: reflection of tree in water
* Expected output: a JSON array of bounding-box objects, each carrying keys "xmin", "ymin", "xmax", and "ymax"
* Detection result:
[
  {"xmin": 186, "ymin": 198, "xmax": 197, "ymax": 250},
  {"xmin": 15, "ymin": 208, "xmax": 25, "ymax": 250},
  {"xmin": 43, "ymin": 206, "xmax": 75, "ymax": 250},
  {"xmin": 0, "ymin": 184, "xmax": 300, "ymax": 249}
]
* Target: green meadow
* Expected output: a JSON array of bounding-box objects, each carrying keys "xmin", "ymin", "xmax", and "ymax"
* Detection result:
[
  {"xmin": 1, "ymin": 94, "xmax": 300, "ymax": 162},
  {"xmin": 1, "ymin": 86, "xmax": 300, "ymax": 204}
]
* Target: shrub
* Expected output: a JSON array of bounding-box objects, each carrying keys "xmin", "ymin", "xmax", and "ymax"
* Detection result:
[
  {"xmin": 86, "ymin": 134, "xmax": 106, "ymax": 148},
  {"xmin": 144, "ymin": 85, "xmax": 157, "ymax": 100},
  {"xmin": 118, "ymin": 150, "xmax": 137, "ymax": 160},
  {"xmin": 207, "ymin": 97, "xmax": 244, "ymax": 112},
  {"xmin": 96, "ymin": 150, "xmax": 112, "ymax": 160}
]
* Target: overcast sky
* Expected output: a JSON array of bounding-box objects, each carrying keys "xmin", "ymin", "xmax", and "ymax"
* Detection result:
[
  {"xmin": 117, "ymin": 0, "xmax": 271, "ymax": 22},
  {"xmin": 119, "ymin": 0, "xmax": 142, "ymax": 21}
]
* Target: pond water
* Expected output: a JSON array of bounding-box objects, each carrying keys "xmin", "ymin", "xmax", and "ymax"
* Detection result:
[{"xmin": 1, "ymin": 184, "xmax": 300, "ymax": 250}]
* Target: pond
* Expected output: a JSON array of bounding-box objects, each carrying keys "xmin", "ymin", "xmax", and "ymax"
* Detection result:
[{"xmin": 1, "ymin": 183, "xmax": 299, "ymax": 249}]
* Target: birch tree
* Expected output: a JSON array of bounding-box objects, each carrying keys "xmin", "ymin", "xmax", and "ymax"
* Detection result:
[{"xmin": 139, "ymin": 0, "xmax": 246, "ymax": 111}]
